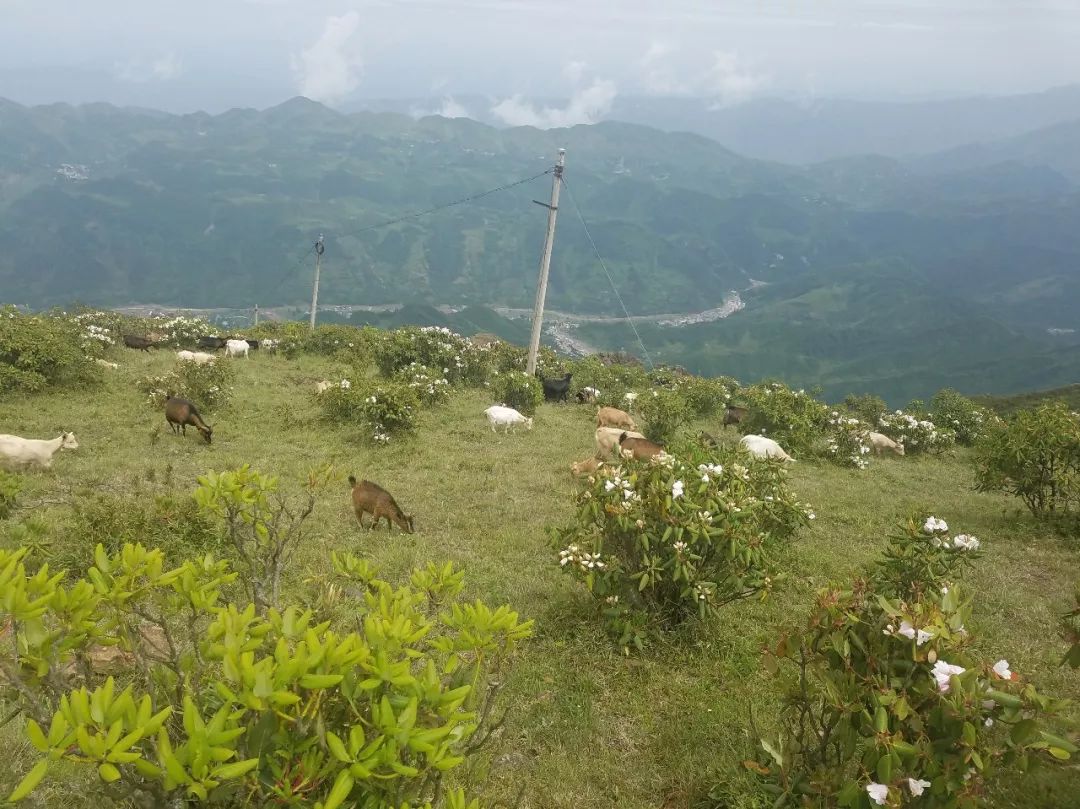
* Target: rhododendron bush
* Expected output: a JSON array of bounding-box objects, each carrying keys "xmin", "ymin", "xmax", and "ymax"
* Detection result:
[
  {"xmin": 489, "ymin": 370, "xmax": 542, "ymax": 416},
  {"xmin": 877, "ymin": 410, "xmax": 956, "ymax": 455},
  {"xmin": 931, "ymin": 388, "xmax": 995, "ymax": 447},
  {"xmin": 826, "ymin": 411, "xmax": 873, "ymax": 469},
  {"xmin": 317, "ymin": 379, "xmax": 419, "ymax": 444},
  {"xmin": 749, "ymin": 516, "xmax": 1076, "ymax": 807},
  {"xmin": 551, "ymin": 442, "xmax": 811, "ymax": 650},
  {"xmin": 739, "ymin": 382, "xmax": 829, "ymax": 456}
]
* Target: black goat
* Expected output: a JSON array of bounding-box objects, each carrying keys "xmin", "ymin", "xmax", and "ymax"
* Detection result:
[
  {"xmin": 540, "ymin": 372, "xmax": 572, "ymax": 403},
  {"xmin": 123, "ymin": 335, "xmax": 156, "ymax": 352},
  {"xmin": 198, "ymin": 336, "xmax": 227, "ymax": 351}
]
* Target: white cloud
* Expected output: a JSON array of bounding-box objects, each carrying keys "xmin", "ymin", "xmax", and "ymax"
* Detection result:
[
  {"xmin": 113, "ymin": 52, "xmax": 184, "ymax": 83},
  {"xmin": 563, "ymin": 60, "xmax": 589, "ymax": 83},
  {"xmin": 151, "ymin": 53, "xmax": 183, "ymax": 80},
  {"xmin": 491, "ymin": 77, "xmax": 616, "ymax": 128},
  {"xmin": 705, "ymin": 50, "xmax": 769, "ymax": 105},
  {"xmin": 438, "ymin": 97, "xmax": 470, "ymax": 118},
  {"xmin": 640, "ymin": 41, "xmax": 688, "ymax": 95},
  {"xmin": 293, "ymin": 12, "xmax": 362, "ymax": 104}
]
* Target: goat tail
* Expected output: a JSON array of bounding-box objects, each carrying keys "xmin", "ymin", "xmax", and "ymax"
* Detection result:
[{"xmin": 347, "ymin": 475, "xmax": 357, "ymax": 487}]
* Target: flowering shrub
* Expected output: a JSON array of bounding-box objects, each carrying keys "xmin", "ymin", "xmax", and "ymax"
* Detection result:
[
  {"xmin": 932, "ymin": 388, "xmax": 994, "ymax": 446},
  {"xmin": 372, "ymin": 326, "xmax": 490, "ymax": 386},
  {"xmin": 395, "ymin": 362, "xmax": 452, "ymax": 405},
  {"xmin": 317, "ymin": 379, "xmax": 419, "ymax": 444},
  {"xmin": 568, "ymin": 356, "xmax": 651, "ymax": 409},
  {"xmin": 0, "ymin": 542, "xmax": 531, "ymax": 808},
  {"xmin": 490, "ymin": 370, "xmax": 543, "ymax": 416},
  {"xmin": 751, "ymin": 516, "xmax": 1076, "ymax": 808},
  {"xmin": 877, "ymin": 410, "xmax": 956, "ymax": 455},
  {"xmin": 843, "ymin": 392, "xmax": 888, "ymax": 425},
  {"xmin": 826, "ymin": 411, "xmax": 872, "ymax": 469},
  {"xmin": 739, "ymin": 381, "xmax": 829, "ymax": 456},
  {"xmin": 974, "ymin": 403, "xmax": 1080, "ymax": 518},
  {"xmin": 668, "ymin": 374, "xmax": 738, "ymax": 419},
  {"xmin": 551, "ymin": 441, "xmax": 810, "ymax": 650},
  {"xmin": 146, "ymin": 314, "xmax": 214, "ymax": 347},
  {"xmin": 637, "ymin": 387, "xmax": 692, "ymax": 445},
  {"xmin": 298, "ymin": 323, "xmax": 376, "ymax": 360},
  {"xmin": 0, "ymin": 307, "xmax": 99, "ymax": 394},
  {"xmin": 140, "ymin": 358, "xmax": 235, "ymax": 411}
]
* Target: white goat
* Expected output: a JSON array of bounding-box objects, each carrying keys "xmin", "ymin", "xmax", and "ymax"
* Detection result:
[
  {"xmin": 739, "ymin": 434, "xmax": 795, "ymax": 462},
  {"xmin": 94, "ymin": 359, "xmax": 119, "ymax": 369},
  {"xmin": 224, "ymin": 339, "xmax": 250, "ymax": 358},
  {"xmin": 867, "ymin": 431, "xmax": 905, "ymax": 456},
  {"xmin": 484, "ymin": 405, "xmax": 533, "ymax": 434},
  {"xmin": 0, "ymin": 432, "xmax": 79, "ymax": 470}
]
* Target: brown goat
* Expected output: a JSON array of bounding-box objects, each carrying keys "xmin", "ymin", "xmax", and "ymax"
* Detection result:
[
  {"xmin": 596, "ymin": 406, "xmax": 637, "ymax": 431},
  {"xmin": 164, "ymin": 397, "xmax": 212, "ymax": 443},
  {"xmin": 723, "ymin": 405, "xmax": 748, "ymax": 428},
  {"xmin": 348, "ymin": 475, "xmax": 414, "ymax": 533},
  {"xmin": 618, "ymin": 432, "xmax": 665, "ymax": 461},
  {"xmin": 571, "ymin": 456, "xmax": 604, "ymax": 478}
]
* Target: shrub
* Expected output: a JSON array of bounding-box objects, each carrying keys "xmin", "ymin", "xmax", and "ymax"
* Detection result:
[
  {"xmin": 0, "ymin": 307, "xmax": 99, "ymax": 394},
  {"xmin": 551, "ymin": 441, "xmax": 811, "ymax": 650},
  {"xmin": 637, "ymin": 387, "xmax": 693, "ymax": 445},
  {"xmin": 395, "ymin": 362, "xmax": 452, "ymax": 405},
  {"xmin": 372, "ymin": 326, "xmax": 491, "ymax": 386},
  {"xmin": 751, "ymin": 516, "xmax": 1076, "ymax": 808},
  {"xmin": 143, "ymin": 314, "xmax": 215, "ymax": 347},
  {"xmin": 0, "ymin": 469, "xmax": 23, "ymax": 519},
  {"xmin": 932, "ymin": 388, "xmax": 994, "ymax": 446},
  {"xmin": 825, "ymin": 411, "xmax": 873, "ymax": 469},
  {"xmin": 140, "ymin": 358, "xmax": 235, "ymax": 411},
  {"xmin": 0, "ymin": 542, "xmax": 531, "ymax": 808},
  {"xmin": 317, "ymin": 379, "xmax": 420, "ymax": 444},
  {"xmin": 490, "ymin": 370, "xmax": 543, "ymax": 416},
  {"xmin": 568, "ymin": 356, "xmax": 651, "ymax": 410},
  {"xmin": 843, "ymin": 392, "xmax": 887, "ymax": 425},
  {"xmin": 877, "ymin": 410, "xmax": 956, "ymax": 455},
  {"xmin": 297, "ymin": 323, "xmax": 376, "ymax": 360},
  {"xmin": 669, "ymin": 374, "xmax": 738, "ymax": 420},
  {"xmin": 739, "ymin": 382, "xmax": 829, "ymax": 456},
  {"xmin": 974, "ymin": 403, "xmax": 1080, "ymax": 518}
]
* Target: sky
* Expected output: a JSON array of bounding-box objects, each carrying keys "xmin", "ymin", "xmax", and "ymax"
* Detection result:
[{"xmin": 1, "ymin": 0, "xmax": 1079, "ymax": 123}]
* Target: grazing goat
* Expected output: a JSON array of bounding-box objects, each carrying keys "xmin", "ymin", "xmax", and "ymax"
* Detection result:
[
  {"xmin": 540, "ymin": 372, "xmax": 572, "ymax": 403},
  {"xmin": 198, "ymin": 336, "xmax": 227, "ymax": 351},
  {"xmin": 484, "ymin": 405, "xmax": 533, "ymax": 433},
  {"xmin": 348, "ymin": 475, "xmax": 414, "ymax": 533},
  {"xmin": 315, "ymin": 380, "xmax": 333, "ymax": 394},
  {"xmin": 596, "ymin": 406, "xmax": 637, "ymax": 431},
  {"xmin": 576, "ymin": 386, "xmax": 600, "ymax": 404},
  {"xmin": 723, "ymin": 405, "xmax": 748, "ymax": 428},
  {"xmin": 739, "ymin": 434, "xmax": 794, "ymax": 462},
  {"xmin": 618, "ymin": 432, "xmax": 665, "ymax": 461},
  {"xmin": 164, "ymin": 397, "xmax": 213, "ymax": 444},
  {"xmin": 571, "ymin": 456, "xmax": 604, "ymax": 478},
  {"xmin": 0, "ymin": 432, "xmax": 79, "ymax": 470},
  {"xmin": 595, "ymin": 426, "xmax": 646, "ymax": 459},
  {"xmin": 95, "ymin": 359, "xmax": 119, "ymax": 369},
  {"xmin": 176, "ymin": 350, "xmax": 214, "ymax": 364},
  {"xmin": 867, "ymin": 431, "xmax": 905, "ymax": 456},
  {"xmin": 224, "ymin": 339, "xmax": 250, "ymax": 358},
  {"xmin": 123, "ymin": 335, "xmax": 155, "ymax": 352}
]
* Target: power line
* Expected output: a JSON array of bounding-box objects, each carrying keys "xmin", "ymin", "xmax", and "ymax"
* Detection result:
[
  {"xmin": 562, "ymin": 177, "xmax": 655, "ymax": 370},
  {"xmin": 351, "ymin": 169, "xmax": 553, "ymax": 234}
]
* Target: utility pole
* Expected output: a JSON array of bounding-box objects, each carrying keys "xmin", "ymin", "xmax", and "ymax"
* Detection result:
[
  {"xmin": 254, "ymin": 303, "xmax": 259, "ymax": 326},
  {"xmin": 309, "ymin": 234, "xmax": 325, "ymax": 332},
  {"xmin": 526, "ymin": 149, "xmax": 565, "ymax": 375}
]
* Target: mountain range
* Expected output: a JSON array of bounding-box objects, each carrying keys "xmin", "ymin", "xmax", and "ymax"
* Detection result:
[{"xmin": 0, "ymin": 94, "xmax": 1077, "ymax": 402}]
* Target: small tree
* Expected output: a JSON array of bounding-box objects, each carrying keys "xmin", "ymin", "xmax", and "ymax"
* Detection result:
[
  {"xmin": 974, "ymin": 403, "xmax": 1080, "ymax": 518},
  {"xmin": 637, "ymin": 387, "xmax": 693, "ymax": 445},
  {"xmin": 490, "ymin": 371, "xmax": 542, "ymax": 416},
  {"xmin": 932, "ymin": 388, "xmax": 994, "ymax": 446}
]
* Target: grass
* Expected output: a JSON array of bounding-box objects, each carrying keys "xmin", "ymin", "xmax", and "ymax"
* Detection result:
[{"xmin": 2, "ymin": 348, "xmax": 1079, "ymax": 808}]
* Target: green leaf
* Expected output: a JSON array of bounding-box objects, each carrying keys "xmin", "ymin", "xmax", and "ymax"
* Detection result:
[
  {"xmin": 212, "ymin": 758, "xmax": 260, "ymax": 780},
  {"xmin": 760, "ymin": 738, "xmax": 783, "ymax": 767},
  {"xmin": 7, "ymin": 760, "xmax": 48, "ymax": 802},
  {"xmin": 1011, "ymin": 719, "xmax": 1039, "ymax": 746},
  {"xmin": 98, "ymin": 762, "xmax": 121, "ymax": 783},
  {"xmin": 322, "ymin": 769, "xmax": 354, "ymax": 809},
  {"xmin": 326, "ymin": 732, "xmax": 352, "ymax": 763},
  {"xmin": 1048, "ymin": 747, "xmax": 1072, "ymax": 760},
  {"xmin": 25, "ymin": 719, "xmax": 48, "ymax": 752}
]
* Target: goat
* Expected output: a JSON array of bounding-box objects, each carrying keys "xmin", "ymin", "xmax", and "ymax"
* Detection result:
[
  {"xmin": 164, "ymin": 397, "xmax": 213, "ymax": 443},
  {"xmin": 595, "ymin": 426, "xmax": 646, "ymax": 459},
  {"xmin": 95, "ymin": 359, "xmax": 119, "ymax": 369},
  {"xmin": 224, "ymin": 339, "xmax": 249, "ymax": 358},
  {"xmin": 867, "ymin": 431, "xmax": 905, "ymax": 456},
  {"xmin": 315, "ymin": 380, "xmax": 333, "ymax": 394},
  {"xmin": 723, "ymin": 405, "xmax": 748, "ymax": 428},
  {"xmin": 198, "ymin": 336, "xmax": 227, "ymax": 351},
  {"xmin": 571, "ymin": 456, "xmax": 604, "ymax": 478},
  {"xmin": 739, "ymin": 434, "xmax": 794, "ymax": 462},
  {"xmin": 576, "ymin": 386, "xmax": 600, "ymax": 404},
  {"xmin": 0, "ymin": 432, "xmax": 79, "ymax": 470},
  {"xmin": 123, "ymin": 335, "xmax": 155, "ymax": 352},
  {"xmin": 348, "ymin": 475, "xmax": 414, "ymax": 533},
  {"xmin": 540, "ymin": 372, "xmax": 572, "ymax": 403},
  {"xmin": 484, "ymin": 405, "xmax": 533, "ymax": 433},
  {"xmin": 245, "ymin": 339, "xmax": 260, "ymax": 351},
  {"xmin": 597, "ymin": 406, "xmax": 637, "ymax": 431},
  {"xmin": 618, "ymin": 432, "xmax": 665, "ymax": 461}
]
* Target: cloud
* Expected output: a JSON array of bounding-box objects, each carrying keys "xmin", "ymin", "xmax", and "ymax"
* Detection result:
[
  {"xmin": 491, "ymin": 77, "xmax": 616, "ymax": 128},
  {"xmin": 706, "ymin": 50, "xmax": 769, "ymax": 105},
  {"xmin": 293, "ymin": 12, "xmax": 362, "ymax": 104},
  {"xmin": 438, "ymin": 97, "xmax": 470, "ymax": 118},
  {"xmin": 640, "ymin": 41, "xmax": 687, "ymax": 95},
  {"xmin": 113, "ymin": 53, "xmax": 184, "ymax": 83},
  {"xmin": 563, "ymin": 60, "xmax": 589, "ymax": 83}
]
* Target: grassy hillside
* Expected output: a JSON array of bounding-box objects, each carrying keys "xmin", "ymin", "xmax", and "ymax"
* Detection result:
[
  {"xmin": 2, "ymin": 348, "xmax": 1078, "ymax": 808},
  {"xmin": 976, "ymin": 383, "xmax": 1080, "ymax": 416}
]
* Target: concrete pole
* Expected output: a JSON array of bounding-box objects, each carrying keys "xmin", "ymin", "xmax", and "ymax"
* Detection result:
[
  {"xmin": 526, "ymin": 149, "xmax": 565, "ymax": 375},
  {"xmin": 309, "ymin": 235, "xmax": 324, "ymax": 332}
]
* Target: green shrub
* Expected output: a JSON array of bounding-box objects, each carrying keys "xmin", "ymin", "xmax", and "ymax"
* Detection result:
[
  {"xmin": 637, "ymin": 387, "xmax": 692, "ymax": 445},
  {"xmin": 931, "ymin": 388, "xmax": 995, "ymax": 446},
  {"xmin": 877, "ymin": 410, "xmax": 956, "ymax": 455},
  {"xmin": 394, "ymin": 362, "xmax": 452, "ymax": 405},
  {"xmin": 843, "ymin": 392, "xmax": 887, "ymax": 425},
  {"xmin": 669, "ymin": 374, "xmax": 738, "ymax": 420},
  {"xmin": 825, "ymin": 410, "xmax": 872, "ymax": 469},
  {"xmin": 739, "ymin": 382, "xmax": 829, "ymax": 456},
  {"xmin": 317, "ymin": 378, "xmax": 420, "ymax": 444},
  {"xmin": 551, "ymin": 441, "xmax": 810, "ymax": 650},
  {"xmin": 0, "ymin": 469, "xmax": 23, "ymax": 519},
  {"xmin": 140, "ymin": 358, "xmax": 235, "ymax": 411},
  {"xmin": 0, "ymin": 542, "xmax": 531, "ymax": 808},
  {"xmin": 490, "ymin": 370, "xmax": 543, "ymax": 416},
  {"xmin": 751, "ymin": 516, "xmax": 1076, "ymax": 808},
  {"xmin": 372, "ymin": 326, "xmax": 491, "ymax": 385},
  {"xmin": 974, "ymin": 403, "xmax": 1080, "ymax": 518},
  {"xmin": 0, "ymin": 307, "xmax": 99, "ymax": 394},
  {"xmin": 567, "ymin": 356, "xmax": 650, "ymax": 410}
]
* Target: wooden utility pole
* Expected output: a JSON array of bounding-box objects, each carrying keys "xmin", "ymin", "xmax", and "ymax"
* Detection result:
[
  {"xmin": 309, "ymin": 235, "xmax": 325, "ymax": 332},
  {"xmin": 526, "ymin": 149, "xmax": 565, "ymax": 375},
  {"xmin": 254, "ymin": 303, "xmax": 259, "ymax": 326}
]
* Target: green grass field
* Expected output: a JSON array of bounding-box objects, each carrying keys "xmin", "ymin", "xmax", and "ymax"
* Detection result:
[{"xmin": 2, "ymin": 348, "xmax": 1079, "ymax": 808}]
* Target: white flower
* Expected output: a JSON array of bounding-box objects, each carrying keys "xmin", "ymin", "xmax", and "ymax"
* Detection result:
[
  {"xmin": 985, "ymin": 717, "xmax": 994, "ymax": 727},
  {"xmin": 866, "ymin": 783, "xmax": 889, "ymax": 805},
  {"xmin": 932, "ymin": 660, "xmax": 966, "ymax": 693},
  {"xmin": 340, "ymin": 379, "xmax": 351, "ymax": 390},
  {"xmin": 992, "ymin": 659, "xmax": 1013, "ymax": 680},
  {"xmin": 673, "ymin": 540, "xmax": 688, "ymax": 552},
  {"xmin": 671, "ymin": 480, "xmax": 684, "ymax": 499},
  {"xmin": 604, "ymin": 480, "xmax": 616, "ymax": 492},
  {"xmin": 923, "ymin": 516, "xmax": 949, "ymax": 534},
  {"xmin": 952, "ymin": 534, "xmax": 981, "ymax": 551},
  {"xmin": 917, "ymin": 629, "xmax": 934, "ymax": 646},
  {"xmin": 897, "ymin": 621, "xmax": 916, "ymax": 640},
  {"xmin": 907, "ymin": 778, "xmax": 932, "ymax": 797}
]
